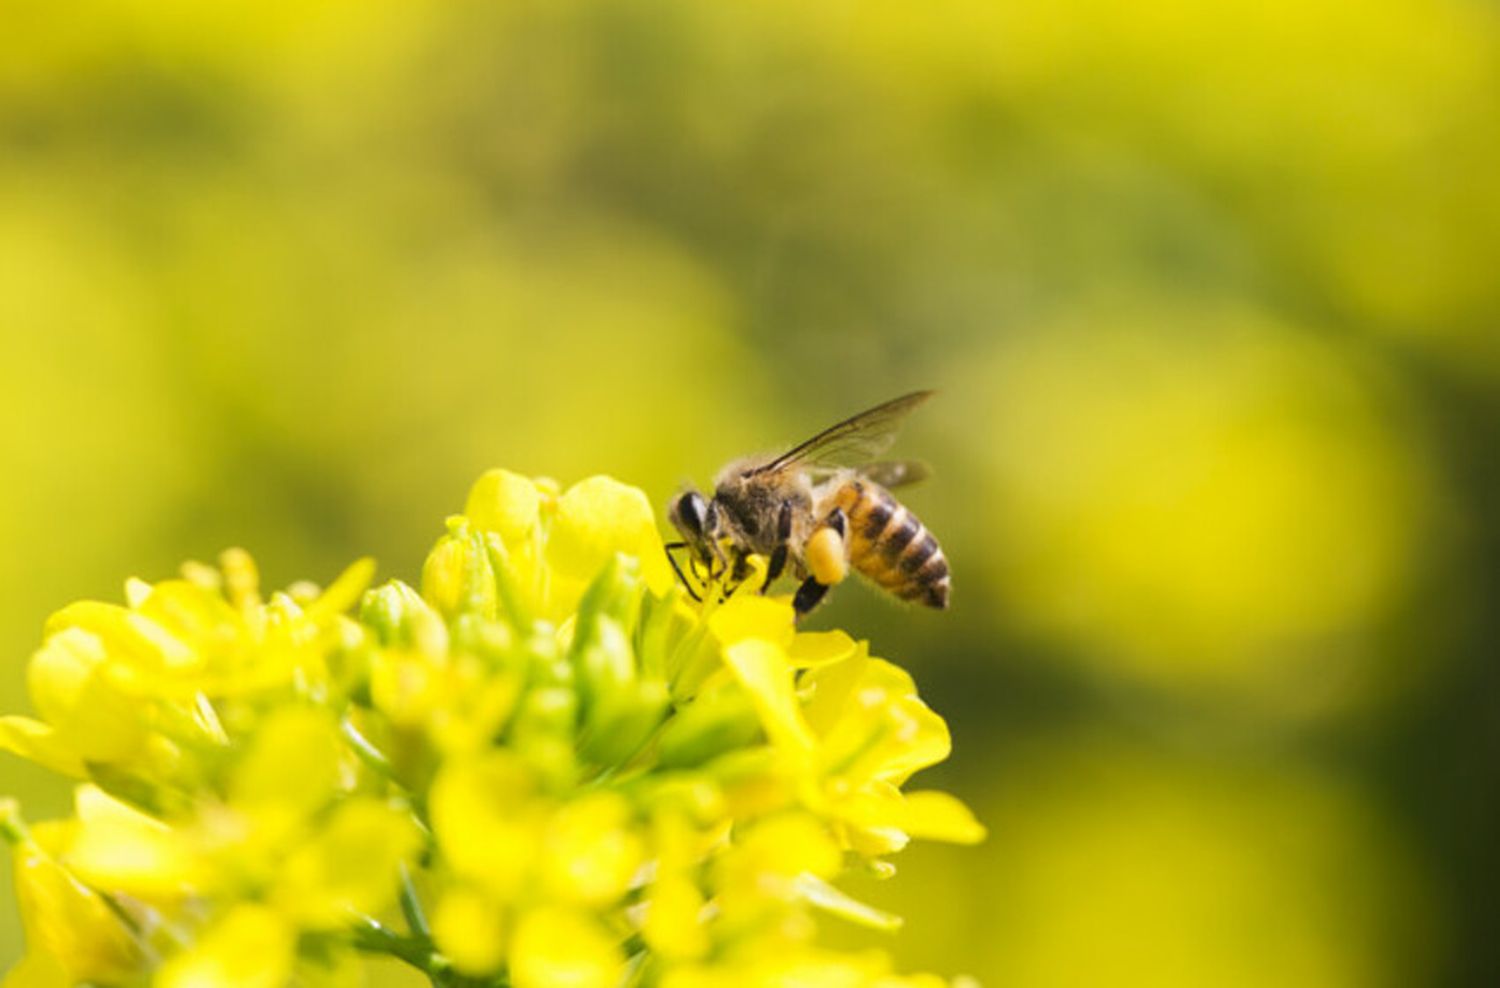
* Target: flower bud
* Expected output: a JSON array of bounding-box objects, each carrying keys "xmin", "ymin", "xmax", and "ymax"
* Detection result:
[
  {"xmin": 568, "ymin": 555, "xmax": 643, "ymax": 713},
  {"xmin": 421, "ymin": 518, "xmax": 498, "ymax": 620},
  {"xmin": 509, "ymin": 687, "xmax": 580, "ymax": 787},
  {"xmin": 657, "ymin": 686, "xmax": 763, "ymax": 769},
  {"xmin": 361, "ymin": 580, "xmax": 444, "ymax": 650},
  {"xmin": 578, "ymin": 678, "xmax": 670, "ymax": 767}
]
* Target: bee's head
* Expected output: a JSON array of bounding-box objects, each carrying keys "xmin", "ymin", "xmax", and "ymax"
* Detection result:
[{"xmin": 668, "ymin": 487, "xmax": 720, "ymax": 562}]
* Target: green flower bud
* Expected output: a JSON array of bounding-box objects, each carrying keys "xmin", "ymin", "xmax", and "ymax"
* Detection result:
[
  {"xmin": 360, "ymin": 579, "xmax": 440, "ymax": 648},
  {"xmin": 569, "ymin": 556, "xmax": 643, "ymax": 715},
  {"xmin": 657, "ymin": 687, "xmax": 764, "ymax": 769},
  {"xmin": 509, "ymin": 687, "xmax": 581, "ymax": 789},
  {"xmin": 510, "ymin": 686, "xmax": 578, "ymax": 744},
  {"xmin": 578, "ymin": 679, "xmax": 670, "ymax": 767}
]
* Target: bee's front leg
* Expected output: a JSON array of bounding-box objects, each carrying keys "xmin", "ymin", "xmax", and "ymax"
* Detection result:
[
  {"xmin": 663, "ymin": 541, "xmax": 703, "ymax": 602},
  {"xmin": 720, "ymin": 549, "xmax": 754, "ymax": 601}
]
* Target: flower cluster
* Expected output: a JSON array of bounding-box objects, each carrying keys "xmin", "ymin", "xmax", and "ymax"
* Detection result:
[{"xmin": 0, "ymin": 470, "xmax": 983, "ymax": 987}]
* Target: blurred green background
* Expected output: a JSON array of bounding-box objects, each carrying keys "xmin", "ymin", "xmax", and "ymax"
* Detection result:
[{"xmin": 2, "ymin": 0, "xmax": 1498, "ymax": 984}]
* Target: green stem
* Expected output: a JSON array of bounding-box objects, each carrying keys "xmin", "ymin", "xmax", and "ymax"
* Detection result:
[
  {"xmin": 341, "ymin": 717, "xmax": 393, "ymax": 777},
  {"xmin": 0, "ymin": 799, "xmax": 28, "ymax": 845},
  {"xmin": 351, "ymin": 918, "xmax": 440, "ymax": 974},
  {"xmin": 400, "ymin": 863, "xmax": 430, "ymax": 938},
  {"xmin": 351, "ymin": 916, "xmax": 512, "ymax": 988}
]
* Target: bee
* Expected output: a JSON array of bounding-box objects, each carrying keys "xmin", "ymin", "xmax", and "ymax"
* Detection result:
[{"xmin": 666, "ymin": 391, "xmax": 949, "ymax": 617}]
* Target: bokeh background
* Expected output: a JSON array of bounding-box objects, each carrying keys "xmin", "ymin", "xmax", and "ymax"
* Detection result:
[{"xmin": 3, "ymin": 1, "xmax": 1498, "ymax": 984}]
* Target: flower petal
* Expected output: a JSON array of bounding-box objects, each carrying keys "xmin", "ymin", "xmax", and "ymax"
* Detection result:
[
  {"xmin": 723, "ymin": 639, "xmax": 814, "ymax": 755},
  {"xmin": 541, "ymin": 792, "xmax": 643, "ymax": 905},
  {"xmin": 466, "ymin": 469, "xmax": 542, "ymax": 546},
  {"xmin": 786, "ymin": 630, "xmax": 859, "ymax": 670},
  {"xmin": 792, "ymin": 872, "xmax": 904, "ymax": 932},
  {"xmin": 549, "ymin": 476, "xmax": 673, "ymax": 597},
  {"xmin": 510, "ymin": 907, "xmax": 623, "ymax": 988},
  {"xmin": 230, "ymin": 707, "xmax": 342, "ymax": 822},
  {"xmin": 431, "ymin": 752, "xmax": 544, "ymax": 898},
  {"xmin": 272, "ymin": 798, "xmax": 422, "ymax": 929},
  {"xmin": 66, "ymin": 785, "xmax": 201, "ymax": 899},
  {"xmin": 2, "ymin": 950, "xmax": 71, "ymax": 988},
  {"xmin": 708, "ymin": 596, "xmax": 795, "ymax": 649},
  {"xmin": 433, "ymin": 885, "xmax": 508, "ymax": 976},
  {"xmin": 155, "ymin": 905, "xmax": 294, "ymax": 988},
  {"xmin": 27, "ymin": 629, "xmax": 147, "ymax": 764},
  {"xmin": 893, "ymin": 790, "xmax": 987, "ymax": 845},
  {"xmin": 10, "ymin": 830, "xmax": 141, "ymax": 982},
  {"xmin": 0, "ymin": 718, "xmax": 85, "ymax": 778},
  {"xmin": 644, "ymin": 874, "xmax": 709, "ymax": 960}
]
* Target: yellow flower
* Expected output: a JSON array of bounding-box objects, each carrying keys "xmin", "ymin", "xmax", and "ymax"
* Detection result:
[
  {"xmin": 803, "ymin": 649, "xmax": 987, "ymax": 855},
  {"xmin": 24, "ymin": 628, "xmax": 148, "ymax": 764},
  {"xmin": 0, "ymin": 469, "xmax": 981, "ymax": 988},
  {"xmin": 509, "ymin": 907, "xmax": 623, "ymax": 988},
  {"xmin": 464, "ymin": 469, "xmax": 674, "ymax": 622},
  {"xmin": 2, "ymin": 801, "xmax": 141, "ymax": 986},
  {"xmin": 430, "ymin": 750, "xmax": 547, "ymax": 898},
  {"xmin": 643, "ymin": 872, "xmax": 709, "ymax": 961},
  {"xmin": 713, "ymin": 811, "xmax": 843, "ymax": 930},
  {"xmin": 698, "ymin": 594, "xmax": 985, "ymax": 859},
  {"xmin": 271, "ymin": 797, "xmax": 422, "ymax": 929},
  {"xmin": 723, "ymin": 636, "xmax": 816, "ymax": 756},
  {"xmin": 541, "ymin": 791, "xmax": 644, "ymax": 905},
  {"xmin": 230, "ymin": 707, "xmax": 344, "ymax": 824},
  {"xmin": 431, "ymin": 884, "xmax": 508, "ymax": 976},
  {"xmin": 155, "ymin": 904, "xmax": 295, "ymax": 988},
  {"xmin": 0, "ymin": 550, "xmax": 374, "ymax": 792},
  {"xmin": 63, "ymin": 785, "xmax": 203, "ymax": 902}
]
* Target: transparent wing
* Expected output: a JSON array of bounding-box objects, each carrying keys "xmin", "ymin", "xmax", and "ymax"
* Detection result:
[
  {"xmin": 860, "ymin": 460, "xmax": 931, "ymax": 489},
  {"xmin": 752, "ymin": 391, "xmax": 934, "ymax": 474}
]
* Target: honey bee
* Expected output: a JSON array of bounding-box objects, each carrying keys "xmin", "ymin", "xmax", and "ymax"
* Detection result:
[{"xmin": 666, "ymin": 391, "xmax": 949, "ymax": 617}]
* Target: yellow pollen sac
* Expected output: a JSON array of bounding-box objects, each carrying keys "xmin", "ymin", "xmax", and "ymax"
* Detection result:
[{"xmin": 805, "ymin": 528, "xmax": 848, "ymax": 586}]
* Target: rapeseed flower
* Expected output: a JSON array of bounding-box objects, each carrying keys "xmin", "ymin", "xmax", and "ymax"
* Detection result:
[{"xmin": 1, "ymin": 469, "xmax": 983, "ymax": 987}]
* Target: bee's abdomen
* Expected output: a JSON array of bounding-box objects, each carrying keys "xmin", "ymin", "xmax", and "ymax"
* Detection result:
[{"xmin": 830, "ymin": 481, "xmax": 950, "ymax": 609}]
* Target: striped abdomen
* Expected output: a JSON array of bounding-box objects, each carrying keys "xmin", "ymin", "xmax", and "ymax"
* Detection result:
[{"xmin": 828, "ymin": 480, "xmax": 949, "ymax": 609}]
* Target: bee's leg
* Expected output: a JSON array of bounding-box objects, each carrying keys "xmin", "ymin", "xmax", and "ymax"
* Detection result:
[
  {"xmin": 793, "ymin": 576, "xmax": 831, "ymax": 616},
  {"xmin": 760, "ymin": 500, "xmax": 795, "ymax": 593},
  {"xmin": 704, "ymin": 547, "xmax": 728, "ymax": 588},
  {"xmin": 663, "ymin": 541, "xmax": 703, "ymax": 602},
  {"xmin": 719, "ymin": 549, "xmax": 754, "ymax": 602},
  {"xmin": 804, "ymin": 509, "xmax": 849, "ymax": 585},
  {"xmin": 762, "ymin": 546, "xmax": 788, "ymax": 594},
  {"xmin": 793, "ymin": 508, "xmax": 849, "ymax": 619}
]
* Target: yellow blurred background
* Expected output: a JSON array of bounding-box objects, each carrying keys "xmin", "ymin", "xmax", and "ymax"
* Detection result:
[{"xmin": 2, "ymin": 0, "xmax": 1497, "ymax": 984}]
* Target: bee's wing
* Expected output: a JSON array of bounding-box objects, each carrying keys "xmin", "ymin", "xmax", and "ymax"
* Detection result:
[
  {"xmin": 751, "ymin": 391, "xmax": 934, "ymax": 475},
  {"xmin": 859, "ymin": 459, "xmax": 931, "ymax": 489}
]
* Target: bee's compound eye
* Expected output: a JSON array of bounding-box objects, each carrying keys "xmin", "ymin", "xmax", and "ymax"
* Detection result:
[{"xmin": 673, "ymin": 491, "xmax": 709, "ymax": 538}]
